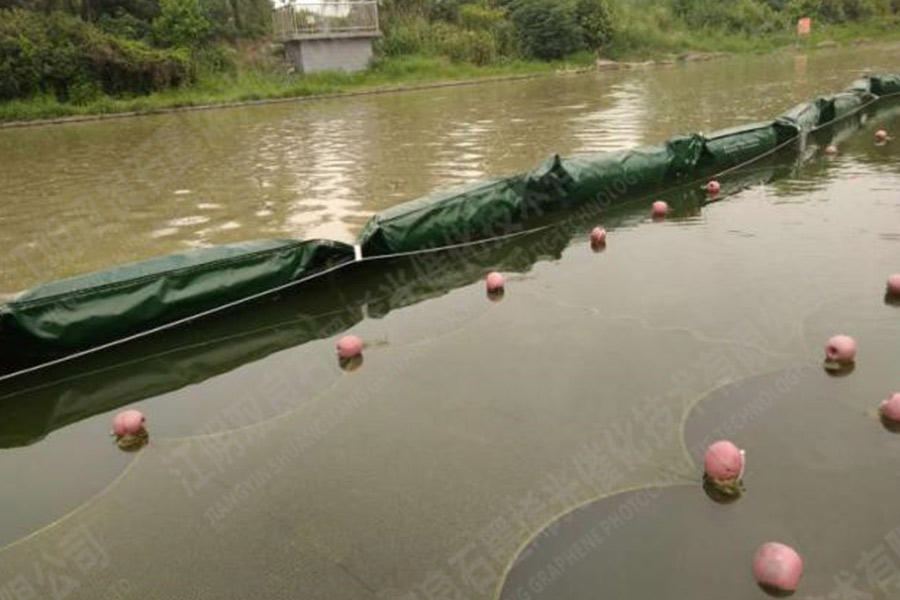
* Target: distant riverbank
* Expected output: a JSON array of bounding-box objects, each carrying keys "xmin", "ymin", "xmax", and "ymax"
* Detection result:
[{"xmin": 2, "ymin": 21, "xmax": 899, "ymax": 128}]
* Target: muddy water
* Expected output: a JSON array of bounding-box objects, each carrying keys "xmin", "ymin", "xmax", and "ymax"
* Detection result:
[{"xmin": 0, "ymin": 45, "xmax": 899, "ymax": 600}]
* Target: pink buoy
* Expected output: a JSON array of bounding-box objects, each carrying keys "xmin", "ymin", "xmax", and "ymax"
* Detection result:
[
  {"xmin": 880, "ymin": 392, "xmax": 900, "ymax": 424},
  {"xmin": 112, "ymin": 409, "xmax": 146, "ymax": 437},
  {"xmin": 825, "ymin": 144, "xmax": 838, "ymax": 155},
  {"xmin": 886, "ymin": 274, "xmax": 900, "ymax": 296},
  {"xmin": 486, "ymin": 271, "xmax": 505, "ymax": 293},
  {"xmin": 336, "ymin": 335, "xmax": 363, "ymax": 359},
  {"xmin": 706, "ymin": 180, "xmax": 721, "ymax": 195},
  {"xmin": 704, "ymin": 440, "xmax": 745, "ymax": 485},
  {"xmin": 753, "ymin": 542, "xmax": 804, "ymax": 593},
  {"xmin": 590, "ymin": 227, "xmax": 607, "ymax": 247},
  {"xmin": 651, "ymin": 200, "xmax": 668, "ymax": 218},
  {"xmin": 875, "ymin": 129, "xmax": 888, "ymax": 143},
  {"xmin": 825, "ymin": 334, "xmax": 857, "ymax": 364}
]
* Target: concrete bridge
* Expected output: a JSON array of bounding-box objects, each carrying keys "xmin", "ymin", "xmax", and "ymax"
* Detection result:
[{"xmin": 273, "ymin": 1, "xmax": 381, "ymax": 74}]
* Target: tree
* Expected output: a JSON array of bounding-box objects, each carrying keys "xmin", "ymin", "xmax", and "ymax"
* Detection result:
[
  {"xmin": 575, "ymin": 0, "xmax": 615, "ymax": 53},
  {"xmin": 509, "ymin": 0, "xmax": 584, "ymax": 60},
  {"xmin": 153, "ymin": 0, "xmax": 210, "ymax": 47}
]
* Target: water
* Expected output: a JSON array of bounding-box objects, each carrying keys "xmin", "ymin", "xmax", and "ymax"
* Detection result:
[{"xmin": 0, "ymin": 44, "xmax": 898, "ymax": 600}]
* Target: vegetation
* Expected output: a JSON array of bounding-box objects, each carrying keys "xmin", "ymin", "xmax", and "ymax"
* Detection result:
[{"xmin": 1, "ymin": 0, "xmax": 899, "ymax": 123}]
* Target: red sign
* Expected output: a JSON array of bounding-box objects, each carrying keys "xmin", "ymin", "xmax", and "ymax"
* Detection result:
[{"xmin": 797, "ymin": 17, "xmax": 812, "ymax": 36}]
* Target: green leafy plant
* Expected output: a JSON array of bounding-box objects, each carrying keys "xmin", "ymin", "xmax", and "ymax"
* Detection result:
[
  {"xmin": 153, "ymin": 0, "xmax": 211, "ymax": 48},
  {"xmin": 509, "ymin": 0, "xmax": 585, "ymax": 59}
]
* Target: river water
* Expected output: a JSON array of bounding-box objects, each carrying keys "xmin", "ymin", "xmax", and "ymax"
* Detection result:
[
  {"xmin": 0, "ymin": 44, "xmax": 897, "ymax": 296},
  {"xmin": 0, "ymin": 44, "xmax": 899, "ymax": 600}
]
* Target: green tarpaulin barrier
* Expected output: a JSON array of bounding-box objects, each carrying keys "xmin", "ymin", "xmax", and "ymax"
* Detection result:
[
  {"xmin": 846, "ymin": 74, "xmax": 900, "ymax": 98},
  {"xmin": 779, "ymin": 99, "xmax": 826, "ymax": 133},
  {"xmin": 0, "ymin": 73, "xmax": 895, "ymax": 367},
  {"xmin": 830, "ymin": 92, "xmax": 867, "ymax": 120},
  {"xmin": 870, "ymin": 74, "xmax": 900, "ymax": 96},
  {"xmin": 0, "ymin": 239, "xmax": 353, "ymax": 356},
  {"xmin": 358, "ymin": 155, "xmax": 572, "ymax": 256},
  {"xmin": 699, "ymin": 121, "xmax": 779, "ymax": 168},
  {"xmin": 360, "ymin": 136, "xmax": 706, "ymax": 257}
]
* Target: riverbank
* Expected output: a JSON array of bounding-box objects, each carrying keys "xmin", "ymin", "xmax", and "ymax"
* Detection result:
[{"xmin": 2, "ymin": 20, "xmax": 899, "ymax": 127}]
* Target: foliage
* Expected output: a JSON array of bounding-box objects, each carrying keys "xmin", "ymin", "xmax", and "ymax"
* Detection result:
[
  {"xmin": 436, "ymin": 24, "xmax": 499, "ymax": 64},
  {"xmin": 152, "ymin": 0, "xmax": 210, "ymax": 47},
  {"xmin": 508, "ymin": 0, "xmax": 585, "ymax": 59},
  {"xmin": 0, "ymin": 8, "xmax": 192, "ymax": 101},
  {"xmin": 97, "ymin": 9, "xmax": 154, "ymax": 40},
  {"xmin": 575, "ymin": 0, "xmax": 616, "ymax": 51},
  {"xmin": 2, "ymin": 0, "xmax": 900, "ymax": 112}
]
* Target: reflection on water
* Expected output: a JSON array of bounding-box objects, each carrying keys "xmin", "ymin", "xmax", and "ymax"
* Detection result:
[{"xmin": 0, "ymin": 44, "xmax": 899, "ymax": 600}]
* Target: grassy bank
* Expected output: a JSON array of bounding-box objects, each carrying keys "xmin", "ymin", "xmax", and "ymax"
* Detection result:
[
  {"xmin": 605, "ymin": 14, "xmax": 900, "ymax": 58},
  {"xmin": 0, "ymin": 53, "xmax": 598, "ymax": 124},
  {"xmin": 1, "ymin": 20, "xmax": 899, "ymax": 125}
]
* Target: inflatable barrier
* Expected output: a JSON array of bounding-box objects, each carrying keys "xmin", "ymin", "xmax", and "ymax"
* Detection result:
[
  {"xmin": 0, "ymin": 239, "xmax": 352, "ymax": 358},
  {"xmin": 1, "ymin": 73, "xmax": 898, "ymax": 373}
]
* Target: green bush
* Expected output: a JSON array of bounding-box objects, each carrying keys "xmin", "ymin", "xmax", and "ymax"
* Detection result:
[
  {"xmin": 730, "ymin": 0, "xmax": 785, "ymax": 33},
  {"xmin": 457, "ymin": 3, "xmax": 519, "ymax": 55},
  {"xmin": 0, "ymin": 8, "xmax": 193, "ymax": 102},
  {"xmin": 192, "ymin": 43, "xmax": 236, "ymax": 75},
  {"xmin": 97, "ymin": 9, "xmax": 154, "ymax": 41},
  {"xmin": 153, "ymin": 0, "xmax": 211, "ymax": 48},
  {"xmin": 377, "ymin": 15, "xmax": 431, "ymax": 56},
  {"xmin": 69, "ymin": 78, "xmax": 103, "ymax": 104},
  {"xmin": 458, "ymin": 3, "xmax": 503, "ymax": 29},
  {"xmin": 429, "ymin": 0, "xmax": 470, "ymax": 21},
  {"xmin": 509, "ymin": 0, "xmax": 585, "ymax": 59},
  {"xmin": 437, "ymin": 26, "xmax": 499, "ymax": 64},
  {"xmin": 575, "ymin": 0, "xmax": 616, "ymax": 51}
]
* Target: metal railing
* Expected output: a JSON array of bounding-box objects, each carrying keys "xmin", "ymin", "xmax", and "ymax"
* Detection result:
[{"xmin": 273, "ymin": 1, "xmax": 380, "ymax": 40}]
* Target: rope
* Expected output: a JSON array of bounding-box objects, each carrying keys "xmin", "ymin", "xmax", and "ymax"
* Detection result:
[{"xmin": 0, "ymin": 225, "xmax": 548, "ymax": 383}]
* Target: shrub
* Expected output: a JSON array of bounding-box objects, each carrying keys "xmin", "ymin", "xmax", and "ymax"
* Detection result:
[
  {"xmin": 509, "ymin": 0, "xmax": 585, "ymax": 59},
  {"xmin": 457, "ymin": 3, "xmax": 519, "ymax": 56},
  {"xmin": 458, "ymin": 3, "xmax": 504, "ymax": 29},
  {"xmin": 574, "ymin": 0, "xmax": 616, "ymax": 52},
  {"xmin": 192, "ymin": 43, "xmax": 236, "ymax": 75},
  {"xmin": 97, "ymin": 9, "xmax": 154, "ymax": 41},
  {"xmin": 438, "ymin": 26, "xmax": 499, "ymax": 64},
  {"xmin": 0, "ymin": 8, "xmax": 193, "ymax": 102},
  {"xmin": 68, "ymin": 78, "xmax": 102, "ymax": 104},
  {"xmin": 377, "ymin": 16, "xmax": 430, "ymax": 56},
  {"xmin": 429, "ymin": 0, "xmax": 470, "ymax": 21},
  {"xmin": 153, "ymin": 0, "xmax": 211, "ymax": 48}
]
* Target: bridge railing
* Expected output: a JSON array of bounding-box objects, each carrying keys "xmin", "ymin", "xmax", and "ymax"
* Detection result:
[{"xmin": 273, "ymin": 1, "xmax": 380, "ymax": 40}]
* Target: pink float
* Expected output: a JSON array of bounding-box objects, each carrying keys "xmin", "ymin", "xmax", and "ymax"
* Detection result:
[
  {"xmin": 706, "ymin": 180, "xmax": 721, "ymax": 195},
  {"xmin": 825, "ymin": 334, "xmax": 857, "ymax": 365},
  {"xmin": 113, "ymin": 409, "xmax": 146, "ymax": 437},
  {"xmin": 336, "ymin": 335, "xmax": 363, "ymax": 359},
  {"xmin": 753, "ymin": 542, "xmax": 804, "ymax": 593},
  {"xmin": 486, "ymin": 272, "xmax": 505, "ymax": 293},
  {"xmin": 886, "ymin": 274, "xmax": 900, "ymax": 296},
  {"xmin": 704, "ymin": 440, "xmax": 745, "ymax": 488},
  {"xmin": 651, "ymin": 201, "xmax": 669, "ymax": 218},
  {"xmin": 112, "ymin": 409, "xmax": 148, "ymax": 451},
  {"xmin": 825, "ymin": 144, "xmax": 838, "ymax": 155},
  {"xmin": 880, "ymin": 393, "xmax": 900, "ymax": 424},
  {"xmin": 590, "ymin": 227, "xmax": 607, "ymax": 248},
  {"xmin": 875, "ymin": 129, "xmax": 888, "ymax": 143}
]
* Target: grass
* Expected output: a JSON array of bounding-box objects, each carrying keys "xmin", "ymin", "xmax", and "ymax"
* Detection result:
[
  {"xmin": 2, "ymin": 19, "xmax": 900, "ymax": 125},
  {"xmin": 606, "ymin": 15, "xmax": 900, "ymax": 58},
  {"xmin": 0, "ymin": 53, "xmax": 596, "ymax": 124}
]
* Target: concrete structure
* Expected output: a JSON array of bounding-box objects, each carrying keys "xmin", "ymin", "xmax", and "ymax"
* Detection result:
[
  {"xmin": 274, "ymin": 1, "xmax": 381, "ymax": 74},
  {"xmin": 282, "ymin": 32, "xmax": 381, "ymax": 74}
]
